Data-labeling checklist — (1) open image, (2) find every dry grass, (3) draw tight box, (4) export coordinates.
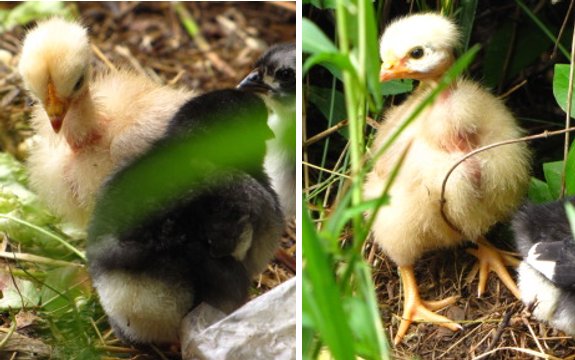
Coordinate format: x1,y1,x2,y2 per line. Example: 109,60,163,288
366,238,575,359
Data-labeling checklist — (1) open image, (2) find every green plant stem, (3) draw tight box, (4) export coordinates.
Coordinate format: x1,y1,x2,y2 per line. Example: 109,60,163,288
0,319,16,349
0,215,86,261
561,28,575,197
0,251,83,267
336,0,363,238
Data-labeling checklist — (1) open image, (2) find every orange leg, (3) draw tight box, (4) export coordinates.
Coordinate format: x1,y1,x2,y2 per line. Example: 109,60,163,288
466,237,520,299
394,265,462,345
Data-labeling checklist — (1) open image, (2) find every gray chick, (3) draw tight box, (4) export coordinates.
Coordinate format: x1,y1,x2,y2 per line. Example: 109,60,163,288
513,197,575,335
86,89,284,346
238,43,296,219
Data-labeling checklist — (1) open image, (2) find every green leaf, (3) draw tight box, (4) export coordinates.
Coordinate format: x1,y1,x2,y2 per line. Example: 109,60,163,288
322,187,353,243
302,211,356,360
359,0,383,110
303,18,338,54
343,197,389,221
515,0,570,59
319,63,343,82
566,142,575,196
307,0,337,9
565,202,575,242
40,267,91,313
553,64,575,118
0,1,72,32
543,160,563,199
483,21,551,88
350,262,390,359
0,153,83,259
302,311,316,358
0,272,40,309
303,52,354,77
381,79,413,96
308,86,347,124
528,177,553,204
456,0,478,52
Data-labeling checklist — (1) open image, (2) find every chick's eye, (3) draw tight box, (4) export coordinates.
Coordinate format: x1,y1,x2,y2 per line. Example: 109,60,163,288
275,68,294,82
73,75,85,92
409,47,424,59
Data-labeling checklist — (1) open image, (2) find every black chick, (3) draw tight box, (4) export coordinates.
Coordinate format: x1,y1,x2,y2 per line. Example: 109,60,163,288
238,43,296,219
86,89,285,345
513,197,575,335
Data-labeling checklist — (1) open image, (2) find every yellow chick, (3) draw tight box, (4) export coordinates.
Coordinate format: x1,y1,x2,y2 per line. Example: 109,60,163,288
19,18,195,226
364,13,531,344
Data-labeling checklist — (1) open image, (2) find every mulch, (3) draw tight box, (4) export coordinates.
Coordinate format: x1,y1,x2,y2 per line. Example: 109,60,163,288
368,239,575,359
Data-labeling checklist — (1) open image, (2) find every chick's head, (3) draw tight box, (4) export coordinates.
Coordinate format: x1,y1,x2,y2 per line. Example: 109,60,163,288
379,13,459,82
19,17,91,133
238,43,295,108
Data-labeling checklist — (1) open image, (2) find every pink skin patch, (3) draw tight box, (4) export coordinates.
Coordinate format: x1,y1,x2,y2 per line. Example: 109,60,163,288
68,131,102,152
435,88,482,187
441,130,482,188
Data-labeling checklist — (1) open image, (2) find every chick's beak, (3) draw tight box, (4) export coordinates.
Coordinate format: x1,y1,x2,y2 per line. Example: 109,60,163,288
46,81,69,133
379,56,411,82
237,71,273,94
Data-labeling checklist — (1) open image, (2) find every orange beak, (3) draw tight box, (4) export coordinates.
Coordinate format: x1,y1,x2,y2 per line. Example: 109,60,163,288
379,56,413,82
46,81,69,133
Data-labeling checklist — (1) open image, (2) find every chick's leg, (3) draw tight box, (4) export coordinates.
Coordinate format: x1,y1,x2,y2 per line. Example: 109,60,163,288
395,265,462,344
466,237,520,299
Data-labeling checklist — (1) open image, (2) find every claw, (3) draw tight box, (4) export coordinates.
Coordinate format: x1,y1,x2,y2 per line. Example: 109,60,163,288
466,238,521,299
394,265,462,344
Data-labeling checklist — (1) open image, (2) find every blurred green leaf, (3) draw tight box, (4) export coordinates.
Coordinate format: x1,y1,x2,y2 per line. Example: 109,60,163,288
543,160,563,199
553,64,575,118
322,187,352,244
456,0,478,52
528,177,553,204
343,197,388,221
483,21,551,88
40,267,91,313
305,0,337,9
0,153,83,259
566,142,575,196
318,63,343,81
359,0,383,110
303,18,338,54
528,142,575,202
304,52,354,77
0,272,40,309
302,311,316,359
308,86,347,132
0,1,72,32
381,79,413,96
565,202,575,241
350,262,390,359
302,210,356,360
515,0,570,59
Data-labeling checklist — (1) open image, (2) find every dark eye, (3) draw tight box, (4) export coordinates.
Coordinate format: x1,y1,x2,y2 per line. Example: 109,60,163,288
409,47,424,59
73,75,85,92
275,68,294,82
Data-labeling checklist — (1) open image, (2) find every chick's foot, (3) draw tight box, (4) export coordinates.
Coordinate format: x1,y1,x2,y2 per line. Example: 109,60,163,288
466,237,521,299
394,265,462,345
